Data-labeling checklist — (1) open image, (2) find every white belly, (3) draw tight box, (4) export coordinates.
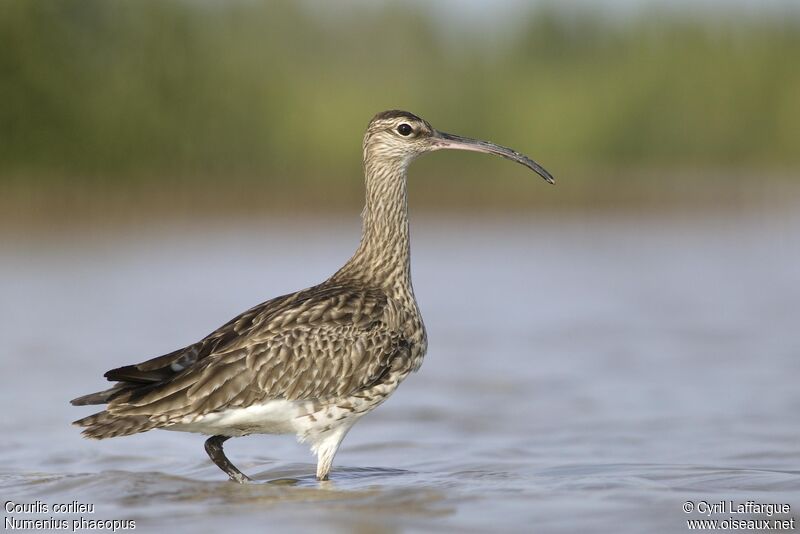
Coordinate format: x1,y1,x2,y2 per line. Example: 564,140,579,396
164,397,375,443
167,399,309,437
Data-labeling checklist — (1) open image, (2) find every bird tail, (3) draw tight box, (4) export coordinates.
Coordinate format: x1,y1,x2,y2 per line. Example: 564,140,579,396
72,411,159,440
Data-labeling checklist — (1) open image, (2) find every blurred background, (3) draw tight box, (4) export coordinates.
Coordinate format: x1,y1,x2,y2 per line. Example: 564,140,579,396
2,1,799,532
1,0,798,227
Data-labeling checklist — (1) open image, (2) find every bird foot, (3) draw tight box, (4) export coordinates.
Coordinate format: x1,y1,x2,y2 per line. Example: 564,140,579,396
229,472,253,484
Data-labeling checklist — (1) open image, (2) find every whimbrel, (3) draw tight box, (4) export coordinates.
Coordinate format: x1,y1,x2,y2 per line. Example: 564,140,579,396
71,110,554,482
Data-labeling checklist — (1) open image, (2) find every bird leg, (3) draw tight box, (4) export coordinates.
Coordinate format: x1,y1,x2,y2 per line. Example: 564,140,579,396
204,435,253,484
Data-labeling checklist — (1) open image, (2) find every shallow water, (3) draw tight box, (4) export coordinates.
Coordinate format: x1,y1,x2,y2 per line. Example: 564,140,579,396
1,213,799,533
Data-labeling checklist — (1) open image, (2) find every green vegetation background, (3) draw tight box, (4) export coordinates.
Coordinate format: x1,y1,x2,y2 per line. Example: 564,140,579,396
1,1,798,220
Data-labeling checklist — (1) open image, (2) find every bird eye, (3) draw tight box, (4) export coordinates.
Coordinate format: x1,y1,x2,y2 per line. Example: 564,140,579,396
397,123,413,136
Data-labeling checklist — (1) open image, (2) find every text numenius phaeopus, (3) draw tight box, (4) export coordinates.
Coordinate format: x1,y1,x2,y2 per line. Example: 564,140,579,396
71,110,554,482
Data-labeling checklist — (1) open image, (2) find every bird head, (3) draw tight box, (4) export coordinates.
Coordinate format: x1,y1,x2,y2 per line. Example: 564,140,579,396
363,110,554,184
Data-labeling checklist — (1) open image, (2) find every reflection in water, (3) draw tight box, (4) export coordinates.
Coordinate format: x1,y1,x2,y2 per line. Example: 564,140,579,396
1,214,799,532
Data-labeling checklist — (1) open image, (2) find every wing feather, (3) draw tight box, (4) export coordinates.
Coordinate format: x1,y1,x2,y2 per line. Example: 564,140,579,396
81,284,410,425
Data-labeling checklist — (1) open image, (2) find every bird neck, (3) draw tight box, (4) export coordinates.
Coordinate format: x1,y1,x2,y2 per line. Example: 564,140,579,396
336,154,412,288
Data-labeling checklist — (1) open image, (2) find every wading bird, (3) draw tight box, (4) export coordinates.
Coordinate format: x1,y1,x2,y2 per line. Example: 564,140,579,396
71,110,554,482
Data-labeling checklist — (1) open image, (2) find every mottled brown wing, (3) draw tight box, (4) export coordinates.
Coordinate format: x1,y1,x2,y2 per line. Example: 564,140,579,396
72,293,297,405
98,296,294,386
101,284,409,422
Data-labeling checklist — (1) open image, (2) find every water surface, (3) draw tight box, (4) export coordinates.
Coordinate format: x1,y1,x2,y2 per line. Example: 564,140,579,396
1,213,798,532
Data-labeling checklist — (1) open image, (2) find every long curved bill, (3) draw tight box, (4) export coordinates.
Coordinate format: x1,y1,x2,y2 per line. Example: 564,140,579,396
432,131,555,184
